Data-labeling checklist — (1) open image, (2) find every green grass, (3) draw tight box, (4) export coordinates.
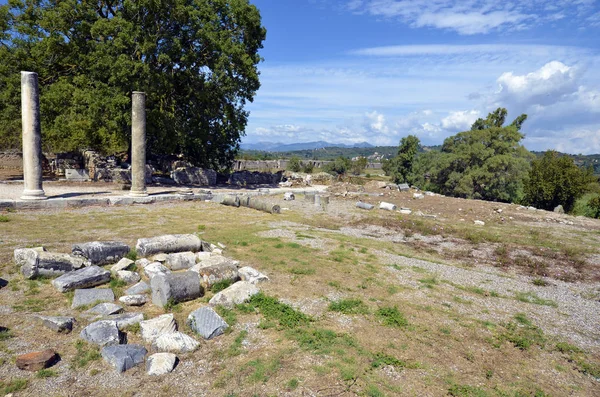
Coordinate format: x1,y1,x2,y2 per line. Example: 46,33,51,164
286,378,300,391
555,341,582,354
71,340,101,369
290,266,316,275
215,306,237,329
12,298,44,312
36,369,57,378
532,277,548,286
288,327,357,356
244,357,281,384
371,352,406,369
124,249,137,261
497,315,545,350
418,275,439,288
0,378,28,394
515,292,557,307
328,299,369,315
0,328,13,341
246,293,311,329
211,279,234,293
227,330,248,357
375,306,408,327
109,277,127,296
448,383,488,397
0,215,10,222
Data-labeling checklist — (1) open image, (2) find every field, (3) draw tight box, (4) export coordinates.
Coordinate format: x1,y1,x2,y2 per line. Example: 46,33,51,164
0,181,599,396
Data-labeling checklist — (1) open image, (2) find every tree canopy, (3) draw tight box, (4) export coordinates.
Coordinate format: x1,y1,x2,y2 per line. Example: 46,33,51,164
383,134,420,184
0,0,266,170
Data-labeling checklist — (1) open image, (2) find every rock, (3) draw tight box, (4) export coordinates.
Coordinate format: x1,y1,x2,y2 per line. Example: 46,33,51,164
196,255,238,267
195,252,212,261
108,313,145,330
111,258,134,273
424,191,435,196
144,262,171,279
191,260,239,289
135,258,151,268
238,267,269,284
72,241,130,265
101,344,147,372
153,332,200,353
88,302,123,316
413,193,425,199
209,281,259,309
16,349,59,371
474,220,485,226
398,183,410,191
16,249,86,279
119,294,148,306
140,314,178,343
399,208,412,215
151,272,202,308
527,206,536,211
379,202,397,211
117,270,141,284
125,281,150,295
356,202,374,210
170,167,217,186
165,252,196,271
554,205,565,214
151,253,168,263
283,192,295,201
187,306,228,340
37,315,74,333
52,266,111,292
136,234,203,257
80,320,124,346
71,288,115,309
147,352,177,376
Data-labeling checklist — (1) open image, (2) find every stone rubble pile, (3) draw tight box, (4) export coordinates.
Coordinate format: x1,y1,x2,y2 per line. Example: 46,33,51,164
11,233,269,375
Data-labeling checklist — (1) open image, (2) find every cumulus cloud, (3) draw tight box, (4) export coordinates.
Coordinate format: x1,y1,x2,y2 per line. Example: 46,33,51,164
441,110,480,131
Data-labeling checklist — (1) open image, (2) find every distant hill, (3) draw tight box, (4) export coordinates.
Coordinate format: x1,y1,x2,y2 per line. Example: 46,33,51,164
240,141,373,152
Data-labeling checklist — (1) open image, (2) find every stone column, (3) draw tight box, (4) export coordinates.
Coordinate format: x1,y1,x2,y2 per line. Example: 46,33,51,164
130,91,148,197
20,71,47,200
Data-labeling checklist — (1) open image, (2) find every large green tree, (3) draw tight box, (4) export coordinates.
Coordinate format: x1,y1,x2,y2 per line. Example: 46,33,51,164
383,134,420,184
430,108,533,202
0,0,265,170
523,151,595,212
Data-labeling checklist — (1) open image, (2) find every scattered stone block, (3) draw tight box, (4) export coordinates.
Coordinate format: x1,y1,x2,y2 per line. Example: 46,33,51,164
37,315,74,333
125,281,150,295
187,307,228,340
238,267,269,284
88,302,123,316
413,193,425,199
135,258,151,268
101,344,147,373
147,352,177,376
195,252,212,261
136,234,203,257
165,251,196,270
16,349,59,371
151,272,202,308
153,332,200,353
117,270,141,284
398,183,410,191
474,220,485,226
284,192,295,201
151,253,168,263
554,205,565,214
191,260,239,289
72,241,130,265
119,294,148,306
144,262,171,279
16,249,86,279
209,281,259,309
356,202,374,210
399,208,412,215
65,168,90,181
111,258,134,273
71,288,114,309
52,266,111,292
80,320,124,346
108,313,145,331
140,314,177,343
379,202,397,211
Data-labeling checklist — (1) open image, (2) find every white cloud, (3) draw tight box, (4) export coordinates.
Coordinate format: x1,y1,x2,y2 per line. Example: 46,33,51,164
441,110,480,130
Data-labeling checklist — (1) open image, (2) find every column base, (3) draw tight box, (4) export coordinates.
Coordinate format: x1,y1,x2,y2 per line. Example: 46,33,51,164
129,190,148,197
20,189,47,200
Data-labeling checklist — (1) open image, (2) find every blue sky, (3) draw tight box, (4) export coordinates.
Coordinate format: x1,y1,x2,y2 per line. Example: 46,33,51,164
245,0,600,154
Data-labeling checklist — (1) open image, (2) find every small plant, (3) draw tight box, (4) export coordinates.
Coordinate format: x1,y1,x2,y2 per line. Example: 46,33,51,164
227,330,248,357
72,340,101,368
532,277,548,286
515,292,557,307
286,377,300,391
290,267,316,275
215,306,237,328
164,298,183,313
497,315,545,350
247,293,310,329
328,299,368,315
36,369,57,378
371,352,406,369
109,277,127,295
0,328,13,341
122,323,141,334
0,215,9,222
211,279,234,293
448,383,488,397
197,224,206,232
1,378,28,394
555,342,582,354
124,249,137,261
375,306,408,327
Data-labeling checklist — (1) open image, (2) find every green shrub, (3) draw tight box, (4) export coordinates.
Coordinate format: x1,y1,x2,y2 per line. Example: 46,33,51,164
375,306,408,327
287,156,302,172
328,299,368,314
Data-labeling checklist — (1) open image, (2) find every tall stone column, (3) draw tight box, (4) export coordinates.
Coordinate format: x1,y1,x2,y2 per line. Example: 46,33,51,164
130,91,148,197
20,71,47,200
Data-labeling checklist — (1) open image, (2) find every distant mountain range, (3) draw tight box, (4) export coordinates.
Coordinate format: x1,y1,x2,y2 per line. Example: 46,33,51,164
240,141,374,152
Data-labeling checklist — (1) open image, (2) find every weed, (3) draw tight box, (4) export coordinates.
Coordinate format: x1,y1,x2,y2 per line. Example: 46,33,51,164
497,315,545,350
411,266,427,273
36,369,57,378
286,378,300,391
0,328,13,341
228,330,248,357
448,383,488,397
328,281,341,288
290,266,316,275
244,357,281,384
164,298,183,313
124,249,137,261
72,340,101,368
418,275,439,288
12,298,44,312
440,327,451,335
109,277,127,296
328,299,369,315
555,342,582,354
289,327,357,355
215,306,237,329
0,215,9,222
197,224,206,232
0,378,28,394
365,384,385,397
453,296,472,305
485,369,493,379
371,352,406,369
375,306,408,327
532,278,548,286
211,279,234,293
122,323,141,334
247,293,310,328
515,292,557,307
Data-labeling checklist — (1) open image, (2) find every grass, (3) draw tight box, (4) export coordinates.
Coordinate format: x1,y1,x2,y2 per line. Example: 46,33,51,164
12,298,45,312
496,314,546,350
36,369,57,378
0,215,9,222
124,249,137,261
211,279,234,293
244,357,281,384
0,378,28,394
371,352,406,369
245,293,310,329
448,383,488,397
515,292,558,307
71,340,101,369
375,306,408,327
328,299,369,315
109,277,127,296
227,330,248,357
0,328,13,341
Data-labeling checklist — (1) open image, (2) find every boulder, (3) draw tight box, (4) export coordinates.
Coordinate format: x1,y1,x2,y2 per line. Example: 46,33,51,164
398,183,410,191
195,252,212,261
16,349,59,371
144,262,171,279
413,193,425,199
209,281,259,309
101,344,147,373
37,315,74,333
165,252,196,271
554,205,565,214
151,272,202,308
191,260,239,289
187,306,228,340
16,249,86,279
87,302,123,316
136,234,203,257
151,253,169,263
170,167,217,186
72,241,130,265
119,294,148,306
80,320,124,346
125,281,150,295
283,192,295,201
135,258,151,268
474,220,485,226
238,267,269,284
52,266,111,292
356,202,374,210
107,313,145,331
379,202,397,211
117,270,141,284
147,352,177,376
399,208,412,215
153,332,200,353
140,314,177,343
71,288,115,309
111,258,134,273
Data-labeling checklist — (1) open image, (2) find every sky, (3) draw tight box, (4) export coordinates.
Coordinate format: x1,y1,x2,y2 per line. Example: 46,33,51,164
245,0,600,154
